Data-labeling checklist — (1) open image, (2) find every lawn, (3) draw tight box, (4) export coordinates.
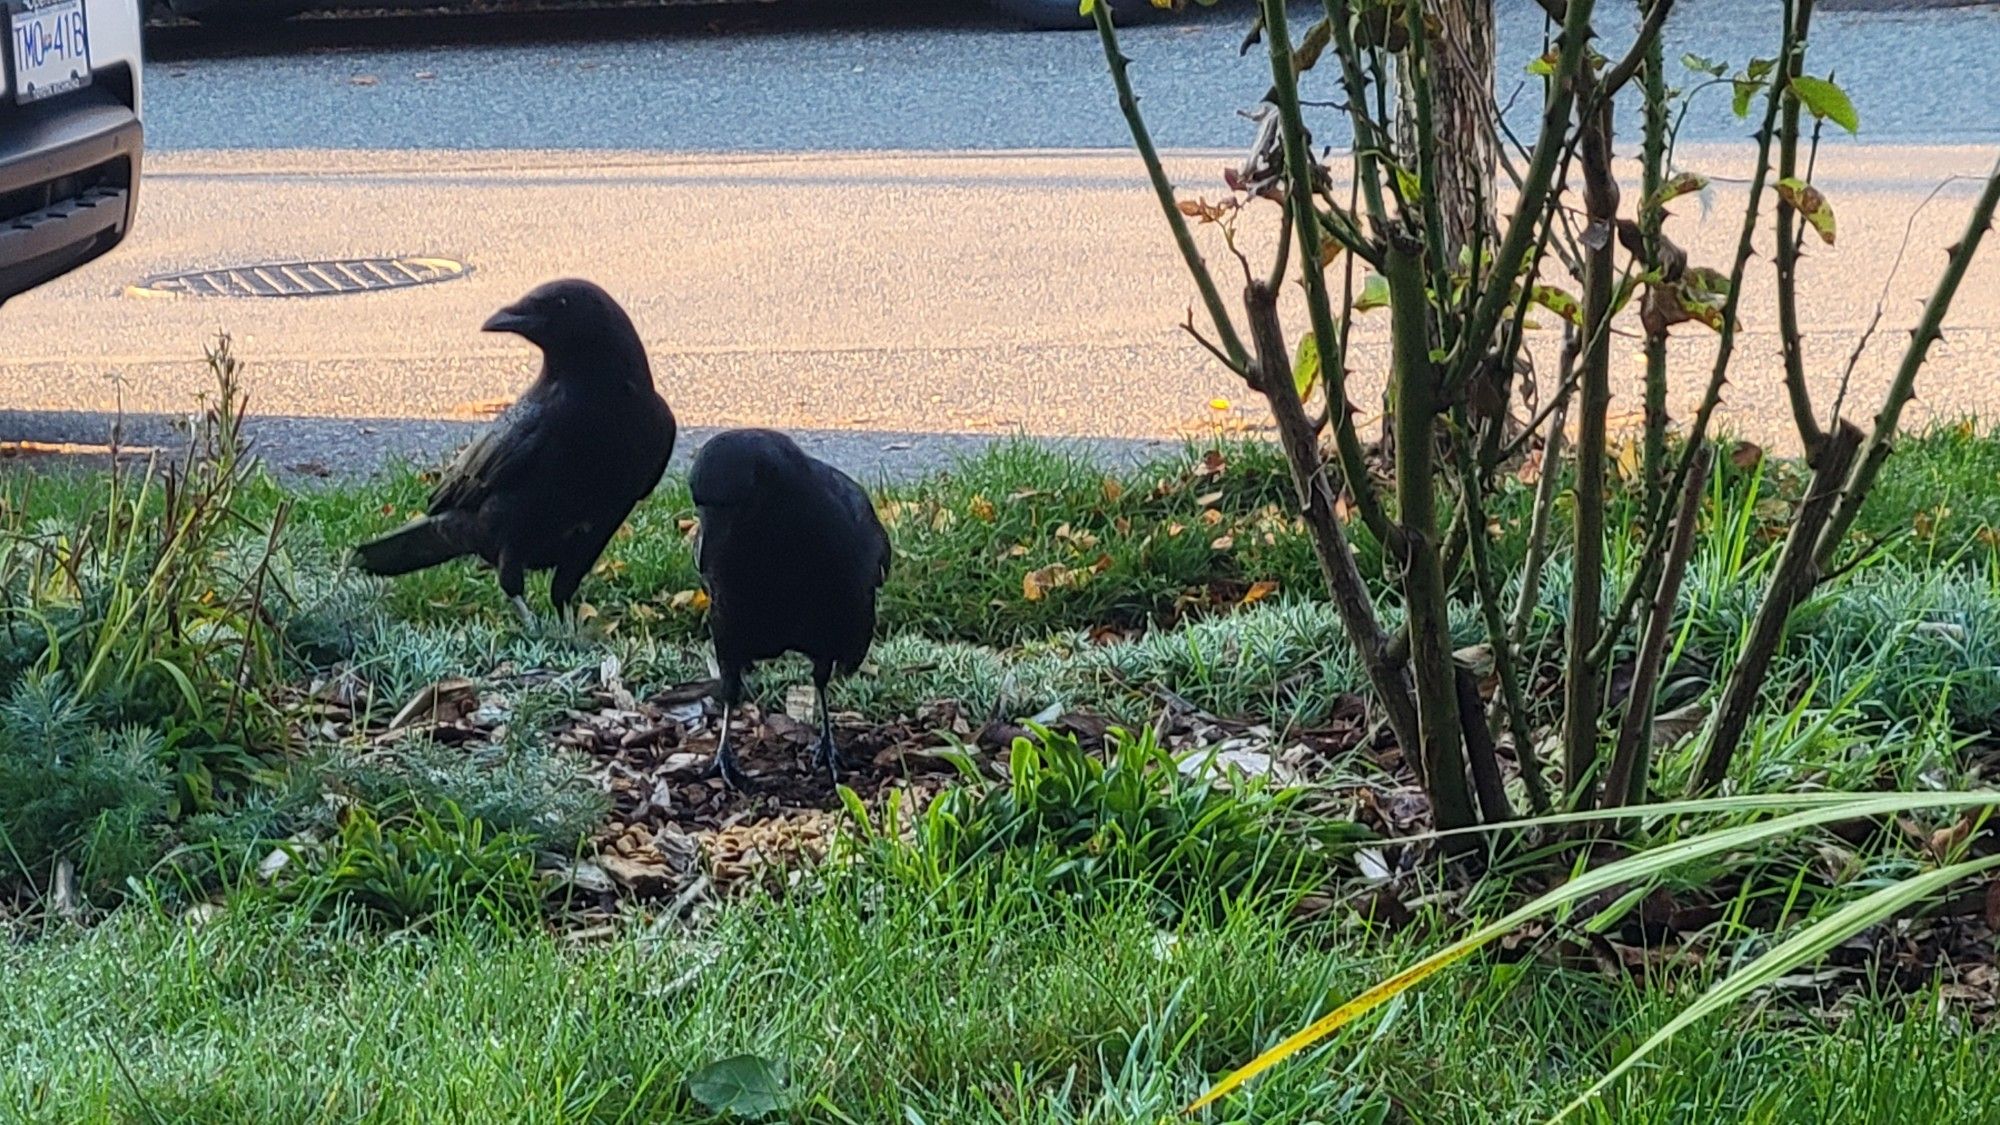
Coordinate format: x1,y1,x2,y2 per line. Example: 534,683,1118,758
4,392,2000,1122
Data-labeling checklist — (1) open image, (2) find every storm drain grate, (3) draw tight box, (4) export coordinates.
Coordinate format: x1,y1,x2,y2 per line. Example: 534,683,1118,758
130,257,470,299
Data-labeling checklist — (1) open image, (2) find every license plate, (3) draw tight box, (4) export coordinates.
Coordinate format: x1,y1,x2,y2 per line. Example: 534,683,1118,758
8,0,90,106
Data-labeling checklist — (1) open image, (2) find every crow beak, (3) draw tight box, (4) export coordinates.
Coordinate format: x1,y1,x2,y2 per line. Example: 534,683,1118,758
481,305,537,335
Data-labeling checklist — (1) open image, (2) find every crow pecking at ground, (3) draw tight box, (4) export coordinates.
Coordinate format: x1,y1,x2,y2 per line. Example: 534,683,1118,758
350,278,677,627
690,428,892,789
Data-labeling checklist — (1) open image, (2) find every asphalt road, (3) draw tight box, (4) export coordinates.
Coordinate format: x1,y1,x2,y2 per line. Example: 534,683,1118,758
136,0,2000,152
6,0,2000,481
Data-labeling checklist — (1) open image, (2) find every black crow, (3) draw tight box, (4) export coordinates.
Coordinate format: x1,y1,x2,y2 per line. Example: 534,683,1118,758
351,279,676,626
690,429,892,788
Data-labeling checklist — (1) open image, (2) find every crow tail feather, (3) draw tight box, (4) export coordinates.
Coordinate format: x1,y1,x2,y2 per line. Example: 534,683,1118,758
350,516,468,576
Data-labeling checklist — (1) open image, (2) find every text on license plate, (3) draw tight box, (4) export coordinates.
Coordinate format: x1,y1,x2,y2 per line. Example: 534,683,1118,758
9,0,91,106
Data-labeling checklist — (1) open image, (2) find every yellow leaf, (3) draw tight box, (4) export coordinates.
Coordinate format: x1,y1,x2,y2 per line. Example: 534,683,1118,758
1776,176,1837,245
1187,938,1477,1112
1176,196,1229,222
1023,564,1072,602
1211,535,1235,551
1914,505,1950,540
1208,397,1232,412
668,589,711,612
1202,508,1224,526
969,495,996,522
1101,477,1124,503
576,602,599,621
1239,580,1279,606
1167,522,1187,538
1613,439,1642,482
1056,523,1099,549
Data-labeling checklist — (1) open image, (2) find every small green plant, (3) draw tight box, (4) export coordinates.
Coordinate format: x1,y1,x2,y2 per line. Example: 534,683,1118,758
842,724,1358,909
277,800,543,928
0,674,171,900
0,337,293,773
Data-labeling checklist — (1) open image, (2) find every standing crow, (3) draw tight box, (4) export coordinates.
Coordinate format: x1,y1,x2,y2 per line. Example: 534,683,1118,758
351,279,676,626
691,429,892,789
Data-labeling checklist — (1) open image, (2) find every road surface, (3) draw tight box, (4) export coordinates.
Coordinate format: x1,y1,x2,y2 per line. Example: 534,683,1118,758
5,0,2000,480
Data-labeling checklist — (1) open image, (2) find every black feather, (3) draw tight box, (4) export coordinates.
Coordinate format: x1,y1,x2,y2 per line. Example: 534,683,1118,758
351,278,677,612
690,432,893,789
693,429,890,679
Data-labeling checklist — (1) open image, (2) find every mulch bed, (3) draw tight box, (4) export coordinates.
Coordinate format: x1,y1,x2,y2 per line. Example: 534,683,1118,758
286,655,2000,1021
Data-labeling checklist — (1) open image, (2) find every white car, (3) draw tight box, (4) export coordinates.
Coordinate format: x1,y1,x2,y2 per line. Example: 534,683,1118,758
0,0,143,307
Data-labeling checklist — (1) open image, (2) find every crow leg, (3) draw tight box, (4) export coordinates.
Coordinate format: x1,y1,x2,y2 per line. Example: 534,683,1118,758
498,549,538,631
809,659,846,785
510,597,537,629
702,665,753,791
551,527,616,631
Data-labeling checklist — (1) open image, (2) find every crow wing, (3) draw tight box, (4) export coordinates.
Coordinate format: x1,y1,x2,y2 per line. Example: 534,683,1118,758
427,397,551,517
822,462,891,589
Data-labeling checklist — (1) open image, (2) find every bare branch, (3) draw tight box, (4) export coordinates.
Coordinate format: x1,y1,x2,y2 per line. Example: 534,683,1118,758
1816,154,2000,568
1603,443,1710,810
1183,312,1252,383
1269,0,1405,557
1090,4,1250,370
1600,0,1679,97
1697,422,1861,792
1451,0,1599,391
1773,0,1825,456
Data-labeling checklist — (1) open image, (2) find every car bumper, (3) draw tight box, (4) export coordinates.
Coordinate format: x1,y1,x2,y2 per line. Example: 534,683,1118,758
0,87,143,306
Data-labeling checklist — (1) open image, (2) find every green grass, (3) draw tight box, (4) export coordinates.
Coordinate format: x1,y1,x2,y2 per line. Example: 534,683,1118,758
4,874,1996,1123
9,423,2000,1122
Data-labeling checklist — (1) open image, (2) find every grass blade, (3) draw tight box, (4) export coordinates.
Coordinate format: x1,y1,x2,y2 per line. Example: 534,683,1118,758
1186,790,2000,1113
1548,851,2000,1122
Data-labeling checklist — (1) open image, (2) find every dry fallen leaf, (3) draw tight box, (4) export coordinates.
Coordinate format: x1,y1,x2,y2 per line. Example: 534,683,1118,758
389,677,478,731
1239,580,1279,606
1652,701,1711,747
968,495,996,522
784,684,818,723
1022,566,1055,602
1101,477,1124,503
